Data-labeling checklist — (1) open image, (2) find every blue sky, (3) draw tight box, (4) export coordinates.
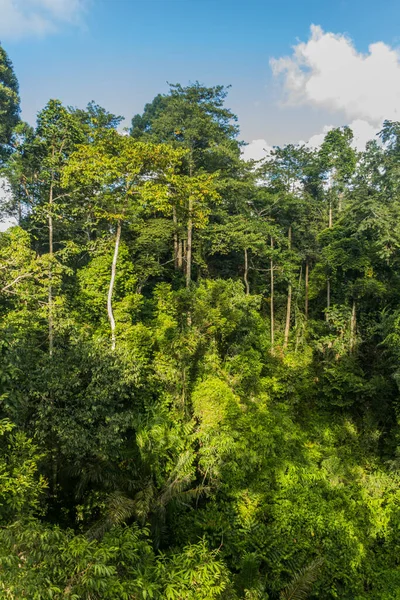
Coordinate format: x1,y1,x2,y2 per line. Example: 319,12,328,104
2,0,400,155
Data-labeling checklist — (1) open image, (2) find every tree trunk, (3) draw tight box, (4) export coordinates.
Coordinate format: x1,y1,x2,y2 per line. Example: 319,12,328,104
327,198,333,320
350,299,356,351
173,205,179,269
186,198,193,288
178,239,183,270
295,265,303,353
283,226,292,349
244,247,250,295
270,236,274,351
305,259,309,320
326,278,331,321
107,219,121,351
48,179,54,357
186,156,194,287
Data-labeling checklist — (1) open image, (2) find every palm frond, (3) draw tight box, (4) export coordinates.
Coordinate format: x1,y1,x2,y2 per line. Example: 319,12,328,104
280,557,324,600
86,490,137,540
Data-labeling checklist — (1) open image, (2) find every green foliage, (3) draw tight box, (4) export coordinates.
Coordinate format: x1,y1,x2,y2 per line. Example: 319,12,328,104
0,420,46,522
280,558,324,600
0,522,230,599
3,51,400,600
0,43,20,159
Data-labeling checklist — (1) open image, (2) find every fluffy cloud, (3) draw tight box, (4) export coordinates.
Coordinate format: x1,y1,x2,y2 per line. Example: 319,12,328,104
0,217,17,232
270,25,400,126
241,138,273,161
305,119,379,151
0,0,87,38
0,178,16,232
243,119,379,163
263,26,392,155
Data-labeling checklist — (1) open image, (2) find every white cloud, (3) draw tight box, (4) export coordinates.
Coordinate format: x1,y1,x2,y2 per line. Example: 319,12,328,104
345,119,380,150
303,119,379,151
304,125,335,149
244,119,379,164
270,25,400,126
242,138,273,161
0,178,17,231
0,0,87,38
0,217,17,232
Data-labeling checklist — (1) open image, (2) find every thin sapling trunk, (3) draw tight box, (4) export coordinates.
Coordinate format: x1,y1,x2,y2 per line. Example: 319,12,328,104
107,219,122,351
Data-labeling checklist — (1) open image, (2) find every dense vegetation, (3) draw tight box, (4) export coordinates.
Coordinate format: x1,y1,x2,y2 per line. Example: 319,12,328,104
1,43,400,599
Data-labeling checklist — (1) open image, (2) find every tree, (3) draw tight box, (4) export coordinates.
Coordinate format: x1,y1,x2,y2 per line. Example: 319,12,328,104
131,82,241,284
319,127,357,316
5,101,85,355
0,43,20,161
63,130,184,348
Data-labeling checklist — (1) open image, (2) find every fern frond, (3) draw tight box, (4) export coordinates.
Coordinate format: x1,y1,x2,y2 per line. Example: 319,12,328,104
86,491,136,540
280,557,324,600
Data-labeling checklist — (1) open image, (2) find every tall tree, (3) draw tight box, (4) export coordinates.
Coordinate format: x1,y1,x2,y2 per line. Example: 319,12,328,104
0,43,20,161
63,131,185,349
131,82,241,284
5,100,85,354
319,127,357,317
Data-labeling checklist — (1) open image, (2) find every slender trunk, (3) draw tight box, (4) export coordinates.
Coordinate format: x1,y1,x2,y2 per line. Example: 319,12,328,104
326,278,331,321
107,219,121,351
305,260,309,320
48,179,54,357
295,265,303,353
284,283,292,349
283,226,292,349
186,157,194,287
350,299,357,351
270,236,274,351
186,198,193,288
173,205,179,269
244,247,250,295
327,198,333,320
181,368,190,418
178,239,183,270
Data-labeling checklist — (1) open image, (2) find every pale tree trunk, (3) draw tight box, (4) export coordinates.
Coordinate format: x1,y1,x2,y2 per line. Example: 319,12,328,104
186,155,194,287
178,239,183,270
173,205,179,269
107,219,121,351
48,177,54,357
270,236,274,351
295,265,303,352
244,247,250,295
283,226,292,349
326,279,331,321
350,299,357,351
327,198,333,321
186,197,193,288
305,259,309,320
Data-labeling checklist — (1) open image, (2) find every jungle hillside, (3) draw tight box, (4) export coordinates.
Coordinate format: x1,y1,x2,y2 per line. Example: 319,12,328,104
2,42,400,599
